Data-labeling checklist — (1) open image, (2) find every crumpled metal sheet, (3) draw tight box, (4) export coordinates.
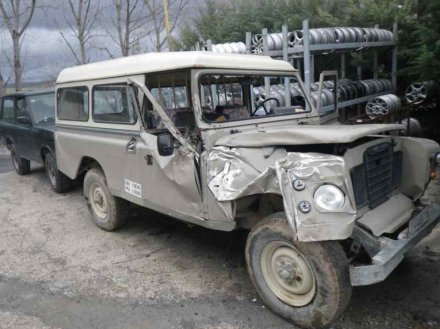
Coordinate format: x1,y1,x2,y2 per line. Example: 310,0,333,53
276,153,356,241
207,147,357,241
160,150,202,204
207,146,281,201
140,131,204,218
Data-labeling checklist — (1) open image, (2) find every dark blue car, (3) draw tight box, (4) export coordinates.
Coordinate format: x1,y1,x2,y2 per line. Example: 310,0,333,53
0,89,70,192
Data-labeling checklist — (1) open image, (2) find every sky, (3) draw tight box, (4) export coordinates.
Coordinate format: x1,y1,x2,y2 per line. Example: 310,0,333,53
0,0,199,84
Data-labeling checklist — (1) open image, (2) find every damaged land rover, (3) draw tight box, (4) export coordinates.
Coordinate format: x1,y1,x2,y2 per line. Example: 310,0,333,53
55,52,440,328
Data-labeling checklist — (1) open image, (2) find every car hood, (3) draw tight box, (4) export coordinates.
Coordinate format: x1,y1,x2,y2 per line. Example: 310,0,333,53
214,123,405,147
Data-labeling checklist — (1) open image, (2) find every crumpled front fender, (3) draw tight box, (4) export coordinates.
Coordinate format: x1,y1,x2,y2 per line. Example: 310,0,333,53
276,153,357,241
207,147,357,241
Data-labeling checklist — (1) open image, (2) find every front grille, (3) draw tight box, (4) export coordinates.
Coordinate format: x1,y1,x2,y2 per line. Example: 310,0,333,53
351,142,402,209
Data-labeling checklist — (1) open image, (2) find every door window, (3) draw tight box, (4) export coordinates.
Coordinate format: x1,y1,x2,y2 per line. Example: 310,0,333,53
57,86,89,121
145,71,194,130
92,84,137,124
28,93,55,124
1,98,14,122
16,97,30,121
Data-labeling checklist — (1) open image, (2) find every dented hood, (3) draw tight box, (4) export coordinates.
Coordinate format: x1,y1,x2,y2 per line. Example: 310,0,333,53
215,124,404,147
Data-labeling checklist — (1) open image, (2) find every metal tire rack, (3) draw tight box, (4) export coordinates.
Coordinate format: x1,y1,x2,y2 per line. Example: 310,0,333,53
202,19,398,122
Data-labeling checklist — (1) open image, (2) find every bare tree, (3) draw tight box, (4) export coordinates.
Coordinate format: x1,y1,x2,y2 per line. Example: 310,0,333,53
144,0,187,52
109,0,148,57
0,73,3,97
0,0,37,91
59,0,100,65
0,39,10,96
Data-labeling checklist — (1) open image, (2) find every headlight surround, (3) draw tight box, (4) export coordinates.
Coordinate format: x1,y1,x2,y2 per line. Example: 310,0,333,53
314,184,345,211
434,152,440,167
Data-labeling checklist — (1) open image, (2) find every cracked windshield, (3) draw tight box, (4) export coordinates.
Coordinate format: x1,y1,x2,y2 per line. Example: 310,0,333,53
199,74,308,122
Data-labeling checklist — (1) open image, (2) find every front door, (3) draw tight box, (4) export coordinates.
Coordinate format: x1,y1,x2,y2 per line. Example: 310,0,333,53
129,72,205,221
15,97,40,161
136,131,204,220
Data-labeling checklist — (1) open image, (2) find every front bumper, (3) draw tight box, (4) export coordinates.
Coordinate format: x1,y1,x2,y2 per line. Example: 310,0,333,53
350,205,440,286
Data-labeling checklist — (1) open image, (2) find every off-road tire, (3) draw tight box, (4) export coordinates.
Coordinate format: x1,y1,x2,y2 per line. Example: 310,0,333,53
83,167,128,231
44,152,71,193
245,212,352,329
10,145,30,175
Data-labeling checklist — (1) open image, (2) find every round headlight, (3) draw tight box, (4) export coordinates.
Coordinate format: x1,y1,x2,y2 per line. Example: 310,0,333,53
314,185,345,211
435,152,440,166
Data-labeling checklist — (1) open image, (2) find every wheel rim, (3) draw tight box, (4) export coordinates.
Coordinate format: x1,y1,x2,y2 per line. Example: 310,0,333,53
89,183,109,219
261,241,316,307
46,158,57,186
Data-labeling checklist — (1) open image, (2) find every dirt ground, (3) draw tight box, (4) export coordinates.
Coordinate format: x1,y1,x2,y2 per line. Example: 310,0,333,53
0,164,439,329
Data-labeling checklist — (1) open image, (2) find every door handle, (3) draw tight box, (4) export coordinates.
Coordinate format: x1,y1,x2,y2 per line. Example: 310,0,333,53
126,137,137,154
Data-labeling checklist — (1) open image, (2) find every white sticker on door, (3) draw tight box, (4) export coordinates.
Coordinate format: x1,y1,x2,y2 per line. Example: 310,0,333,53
124,179,142,198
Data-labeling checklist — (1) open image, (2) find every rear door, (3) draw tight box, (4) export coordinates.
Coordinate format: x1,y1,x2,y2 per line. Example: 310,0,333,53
56,81,146,196
0,96,17,146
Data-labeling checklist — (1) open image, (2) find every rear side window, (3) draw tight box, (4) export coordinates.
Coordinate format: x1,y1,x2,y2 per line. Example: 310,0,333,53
1,98,14,122
57,87,89,121
92,85,137,124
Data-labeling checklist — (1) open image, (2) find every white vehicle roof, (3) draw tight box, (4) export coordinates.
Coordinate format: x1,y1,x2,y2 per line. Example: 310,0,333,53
56,51,296,84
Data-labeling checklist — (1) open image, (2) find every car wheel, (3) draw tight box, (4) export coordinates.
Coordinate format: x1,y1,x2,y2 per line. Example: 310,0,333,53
245,213,352,329
44,152,71,193
10,145,30,175
83,167,128,231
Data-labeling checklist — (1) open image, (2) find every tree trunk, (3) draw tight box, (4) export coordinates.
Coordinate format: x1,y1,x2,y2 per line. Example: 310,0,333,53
0,0,36,91
0,74,5,97
12,32,22,91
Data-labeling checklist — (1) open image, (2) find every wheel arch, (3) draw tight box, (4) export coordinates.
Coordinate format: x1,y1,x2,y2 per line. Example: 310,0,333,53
4,135,14,149
40,145,55,162
76,156,105,178
236,193,286,230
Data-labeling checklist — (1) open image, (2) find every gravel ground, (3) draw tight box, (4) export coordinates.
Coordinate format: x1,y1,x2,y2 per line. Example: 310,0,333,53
0,168,439,329
0,156,13,174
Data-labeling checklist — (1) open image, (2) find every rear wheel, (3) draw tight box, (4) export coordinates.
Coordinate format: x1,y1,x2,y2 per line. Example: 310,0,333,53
83,167,128,231
44,152,71,193
10,145,30,175
245,213,352,329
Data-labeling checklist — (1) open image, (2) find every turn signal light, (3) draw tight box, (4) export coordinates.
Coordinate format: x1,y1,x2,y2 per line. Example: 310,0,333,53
430,170,437,180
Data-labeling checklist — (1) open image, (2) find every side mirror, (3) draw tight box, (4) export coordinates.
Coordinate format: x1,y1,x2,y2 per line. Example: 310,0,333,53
16,116,32,125
157,133,174,156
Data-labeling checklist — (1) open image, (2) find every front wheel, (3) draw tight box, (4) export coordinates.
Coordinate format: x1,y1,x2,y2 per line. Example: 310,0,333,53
245,213,352,329
83,167,128,231
44,152,71,193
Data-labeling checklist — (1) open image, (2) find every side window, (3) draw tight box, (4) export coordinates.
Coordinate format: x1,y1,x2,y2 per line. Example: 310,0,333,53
28,93,55,125
16,97,29,119
145,71,193,130
151,86,189,110
92,84,137,124
1,98,15,122
57,87,89,121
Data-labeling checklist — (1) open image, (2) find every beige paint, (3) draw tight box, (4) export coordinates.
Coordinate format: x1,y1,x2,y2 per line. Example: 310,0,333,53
401,137,440,199
357,194,414,236
57,52,296,84
214,124,404,147
54,56,440,245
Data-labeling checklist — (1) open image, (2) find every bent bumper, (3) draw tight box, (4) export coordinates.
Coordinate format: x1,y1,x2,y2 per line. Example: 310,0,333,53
350,205,440,286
